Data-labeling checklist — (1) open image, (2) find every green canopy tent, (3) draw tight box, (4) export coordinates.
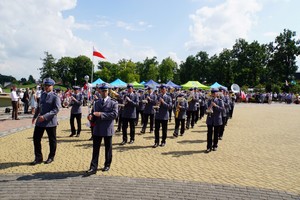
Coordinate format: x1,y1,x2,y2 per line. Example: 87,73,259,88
181,81,210,90
131,81,144,89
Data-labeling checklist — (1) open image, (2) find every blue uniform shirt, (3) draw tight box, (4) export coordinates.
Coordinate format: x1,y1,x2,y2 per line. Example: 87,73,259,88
34,91,61,127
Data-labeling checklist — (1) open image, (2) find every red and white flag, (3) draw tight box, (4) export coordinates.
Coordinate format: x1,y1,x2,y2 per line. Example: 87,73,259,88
93,47,105,59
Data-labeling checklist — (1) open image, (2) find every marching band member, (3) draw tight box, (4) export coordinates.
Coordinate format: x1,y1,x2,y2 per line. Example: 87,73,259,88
173,93,188,137
120,84,138,145
69,86,83,137
186,88,198,129
193,87,200,124
153,84,172,148
86,83,118,175
205,88,225,153
136,89,145,126
218,87,230,140
199,89,206,120
116,90,125,133
229,91,236,118
141,86,157,134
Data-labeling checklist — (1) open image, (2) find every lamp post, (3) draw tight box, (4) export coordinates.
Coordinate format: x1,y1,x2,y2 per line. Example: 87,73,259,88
74,73,77,86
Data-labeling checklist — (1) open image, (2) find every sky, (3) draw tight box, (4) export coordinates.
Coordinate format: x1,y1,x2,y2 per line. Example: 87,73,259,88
0,0,299,81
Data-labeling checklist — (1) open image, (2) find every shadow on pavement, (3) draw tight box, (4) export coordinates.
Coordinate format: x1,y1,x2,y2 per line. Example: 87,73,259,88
190,130,206,133
177,139,206,144
114,145,152,152
161,150,207,157
16,171,84,181
0,162,31,170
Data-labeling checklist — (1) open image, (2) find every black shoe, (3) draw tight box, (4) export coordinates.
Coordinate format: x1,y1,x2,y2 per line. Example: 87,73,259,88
205,149,211,153
75,134,80,137
140,130,145,134
120,141,126,145
186,126,189,130
191,126,194,129
44,158,54,164
69,133,75,137
149,130,153,133
212,147,217,151
129,140,134,144
160,143,166,147
219,137,222,140
152,143,158,148
173,133,178,137
102,166,110,172
180,133,184,136
115,129,120,133
30,159,43,165
86,169,97,175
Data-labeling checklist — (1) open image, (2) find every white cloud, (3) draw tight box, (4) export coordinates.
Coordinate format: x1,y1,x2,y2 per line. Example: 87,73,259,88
168,52,182,65
263,31,278,38
0,0,92,80
185,0,262,55
116,20,153,31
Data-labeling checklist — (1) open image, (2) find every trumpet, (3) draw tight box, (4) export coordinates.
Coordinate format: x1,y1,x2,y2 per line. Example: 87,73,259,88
206,98,215,116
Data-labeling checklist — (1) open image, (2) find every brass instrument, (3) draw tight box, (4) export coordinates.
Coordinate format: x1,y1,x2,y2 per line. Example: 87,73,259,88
206,97,215,116
153,96,162,110
175,97,184,118
62,97,70,108
109,89,119,100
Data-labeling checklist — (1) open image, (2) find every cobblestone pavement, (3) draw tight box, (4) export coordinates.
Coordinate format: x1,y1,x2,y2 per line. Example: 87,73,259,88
1,104,300,199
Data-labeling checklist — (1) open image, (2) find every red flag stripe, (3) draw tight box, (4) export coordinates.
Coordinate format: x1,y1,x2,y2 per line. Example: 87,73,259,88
93,48,105,59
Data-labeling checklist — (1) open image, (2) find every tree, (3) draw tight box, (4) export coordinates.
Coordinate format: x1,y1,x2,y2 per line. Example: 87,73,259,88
231,39,268,87
39,52,57,81
137,57,159,81
28,75,36,84
267,29,300,85
158,57,177,83
118,60,139,83
55,57,74,86
19,78,27,84
72,55,93,86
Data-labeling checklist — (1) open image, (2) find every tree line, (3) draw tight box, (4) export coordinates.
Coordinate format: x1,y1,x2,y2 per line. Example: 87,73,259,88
3,29,299,93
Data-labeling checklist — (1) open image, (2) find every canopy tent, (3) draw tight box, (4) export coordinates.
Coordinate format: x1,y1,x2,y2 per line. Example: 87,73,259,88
109,78,127,88
144,79,160,89
210,82,228,90
181,81,210,90
165,80,182,88
91,78,106,87
140,81,146,85
131,81,144,89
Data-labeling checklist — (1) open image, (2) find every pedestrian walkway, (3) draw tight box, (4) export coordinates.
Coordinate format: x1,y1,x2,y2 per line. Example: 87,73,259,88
0,104,300,199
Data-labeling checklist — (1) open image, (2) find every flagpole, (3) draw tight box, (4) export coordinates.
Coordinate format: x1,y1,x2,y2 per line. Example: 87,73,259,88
92,46,94,83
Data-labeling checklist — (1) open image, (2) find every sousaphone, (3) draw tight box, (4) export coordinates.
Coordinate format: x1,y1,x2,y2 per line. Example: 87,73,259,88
231,84,240,93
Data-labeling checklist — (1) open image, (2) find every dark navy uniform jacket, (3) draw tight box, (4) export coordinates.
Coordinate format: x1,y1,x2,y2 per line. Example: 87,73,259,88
92,97,118,137
143,93,157,115
206,98,224,126
70,93,83,114
122,92,138,119
34,91,61,127
155,94,172,120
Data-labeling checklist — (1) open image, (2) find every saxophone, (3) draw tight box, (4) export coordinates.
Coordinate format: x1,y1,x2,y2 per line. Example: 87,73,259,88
175,97,184,118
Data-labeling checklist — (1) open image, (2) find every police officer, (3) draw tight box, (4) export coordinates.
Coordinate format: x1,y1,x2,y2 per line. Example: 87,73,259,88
153,84,172,148
186,88,198,129
173,93,188,137
141,86,157,134
121,84,138,145
205,88,224,153
30,78,61,165
86,83,118,175
219,87,230,140
69,86,83,137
